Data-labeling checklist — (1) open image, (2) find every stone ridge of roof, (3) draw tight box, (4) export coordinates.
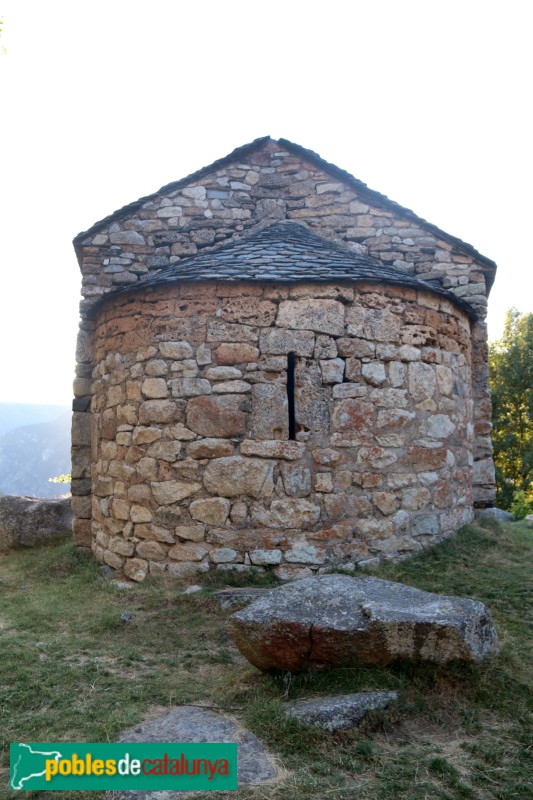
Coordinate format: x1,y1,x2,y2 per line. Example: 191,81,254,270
73,135,496,291
94,221,476,321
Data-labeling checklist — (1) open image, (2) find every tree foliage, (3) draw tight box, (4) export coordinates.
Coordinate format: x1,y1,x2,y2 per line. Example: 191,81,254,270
489,308,533,513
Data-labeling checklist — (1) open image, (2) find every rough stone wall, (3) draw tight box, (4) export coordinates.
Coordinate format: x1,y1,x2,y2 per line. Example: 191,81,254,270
71,139,495,553
86,281,474,581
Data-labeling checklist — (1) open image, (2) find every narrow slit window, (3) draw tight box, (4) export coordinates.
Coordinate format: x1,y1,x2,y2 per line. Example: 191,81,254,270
287,351,296,441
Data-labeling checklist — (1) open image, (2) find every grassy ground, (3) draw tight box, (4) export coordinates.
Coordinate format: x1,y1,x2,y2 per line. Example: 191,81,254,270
0,518,531,799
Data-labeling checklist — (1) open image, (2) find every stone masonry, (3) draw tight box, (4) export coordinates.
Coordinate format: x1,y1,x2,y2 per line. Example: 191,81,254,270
71,137,497,579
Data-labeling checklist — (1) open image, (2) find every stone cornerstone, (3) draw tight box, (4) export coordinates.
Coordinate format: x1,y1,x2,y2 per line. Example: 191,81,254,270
71,137,497,581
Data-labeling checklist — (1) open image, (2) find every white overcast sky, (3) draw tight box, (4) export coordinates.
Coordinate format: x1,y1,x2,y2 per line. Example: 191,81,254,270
1,1,531,404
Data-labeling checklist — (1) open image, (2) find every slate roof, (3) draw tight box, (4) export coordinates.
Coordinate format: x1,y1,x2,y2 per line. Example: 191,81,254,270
103,222,476,319
73,136,496,291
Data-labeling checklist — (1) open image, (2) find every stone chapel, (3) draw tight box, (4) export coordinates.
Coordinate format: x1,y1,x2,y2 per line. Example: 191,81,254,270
71,137,496,582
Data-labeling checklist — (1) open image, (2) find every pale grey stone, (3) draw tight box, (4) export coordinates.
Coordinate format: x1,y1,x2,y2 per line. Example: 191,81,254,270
408,362,436,401
170,378,211,397
196,343,212,365
250,549,283,565
277,299,344,336
314,335,338,359
0,497,72,550
115,706,279,794
159,341,193,359
285,692,398,732
212,380,252,394
475,507,514,522
109,230,145,245
228,575,499,672
362,361,387,386
259,328,314,357
211,547,242,563
204,456,275,499
284,544,324,564
427,414,456,439
251,383,288,440
205,366,242,380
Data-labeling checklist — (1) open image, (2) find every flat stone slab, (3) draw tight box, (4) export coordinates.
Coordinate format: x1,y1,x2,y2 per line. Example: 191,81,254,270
0,495,72,551
228,575,499,672
476,507,515,522
214,587,272,610
110,706,281,798
285,691,398,732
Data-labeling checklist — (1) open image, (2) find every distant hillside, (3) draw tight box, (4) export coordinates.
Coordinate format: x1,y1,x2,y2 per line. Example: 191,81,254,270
0,411,71,498
0,403,70,438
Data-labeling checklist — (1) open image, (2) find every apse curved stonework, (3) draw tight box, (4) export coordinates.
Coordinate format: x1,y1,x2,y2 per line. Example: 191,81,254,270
71,138,496,581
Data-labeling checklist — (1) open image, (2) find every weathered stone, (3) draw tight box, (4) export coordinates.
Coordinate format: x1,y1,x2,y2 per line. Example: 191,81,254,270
277,299,344,336
285,692,398,732
362,361,387,386
314,335,338,359
0,496,72,551
228,575,499,672
132,426,162,445
136,540,167,561
169,359,198,377
249,549,282,565
187,438,234,459
475,507,514,522
373,492,400,515
151,480,202,505
281,464,312,497
124,558,148,582
168,542,209,561
187,395,248,438
130,504,152,523
320,358,345,384
141,378,169,399
146,440,182,461
207,320,258,343
212,380,252,394
408,362,436,401
315,473,333,493
190,497,231,526
251,498,320,529
170,378,211,397
115,706,280,789
211,547,243,563
139,400,178,424
174,525,206,542
214,343,259,365
204,366,242,380
295,360,329,435
240,440,305,460
251,384,288,440
159,341,193,359
259,328,314,357
204,457,275,499
332,399,373,433
427,414,456,439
